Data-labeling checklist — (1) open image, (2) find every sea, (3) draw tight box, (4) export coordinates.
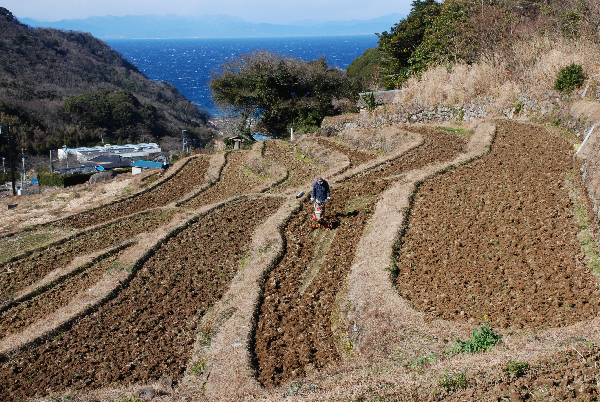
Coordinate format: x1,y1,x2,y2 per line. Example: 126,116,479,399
106,35,379,117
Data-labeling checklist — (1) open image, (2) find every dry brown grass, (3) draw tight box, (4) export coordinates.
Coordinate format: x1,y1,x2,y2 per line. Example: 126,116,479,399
394,37,600,112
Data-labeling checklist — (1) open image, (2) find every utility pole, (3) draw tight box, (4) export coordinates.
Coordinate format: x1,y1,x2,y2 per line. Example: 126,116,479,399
21,147,25,192
2,125,17,196
49,150,52,173
182,130,187,152
2,156,5,174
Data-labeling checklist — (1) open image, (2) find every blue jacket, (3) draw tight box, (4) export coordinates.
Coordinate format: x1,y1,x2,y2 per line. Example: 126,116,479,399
311,180,330,202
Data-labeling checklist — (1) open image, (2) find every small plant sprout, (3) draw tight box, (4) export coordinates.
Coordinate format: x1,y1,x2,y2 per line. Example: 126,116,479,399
410,354,438,366
504,361,530,377
438,372,468,391
190,360,207,375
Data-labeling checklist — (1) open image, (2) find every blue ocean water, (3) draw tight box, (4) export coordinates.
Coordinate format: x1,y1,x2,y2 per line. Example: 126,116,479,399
106,35,378,117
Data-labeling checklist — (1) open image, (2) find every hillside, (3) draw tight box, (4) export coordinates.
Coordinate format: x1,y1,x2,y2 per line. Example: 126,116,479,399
1,1,600,400
0,8,211,157
0,112,598,400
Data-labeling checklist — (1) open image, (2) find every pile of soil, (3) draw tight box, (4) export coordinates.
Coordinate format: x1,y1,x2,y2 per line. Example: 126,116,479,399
53,156,209,229
394,121,600,329
0,196,283,401
254,127,468,387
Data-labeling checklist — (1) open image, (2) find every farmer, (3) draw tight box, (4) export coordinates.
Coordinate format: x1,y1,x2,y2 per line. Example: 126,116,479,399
311,176,331,205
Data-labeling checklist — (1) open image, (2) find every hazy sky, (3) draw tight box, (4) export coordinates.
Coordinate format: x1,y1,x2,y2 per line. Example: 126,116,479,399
4,0,414,23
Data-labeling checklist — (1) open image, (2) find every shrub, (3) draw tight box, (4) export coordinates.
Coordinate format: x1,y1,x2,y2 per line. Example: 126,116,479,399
554,63,585,92
38,171,95,187
63,172,95,187
363,92,378,111
38,172,64,187
451,319,502,354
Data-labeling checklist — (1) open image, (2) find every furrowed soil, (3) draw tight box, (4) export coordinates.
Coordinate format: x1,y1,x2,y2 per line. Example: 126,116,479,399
49,156,209,230
0,209,172,304
0,246,130,339
182,151,270,208
394,120,600,329
315,137,376,168
254,127,468,387
263,140,324,192
0,196,283,401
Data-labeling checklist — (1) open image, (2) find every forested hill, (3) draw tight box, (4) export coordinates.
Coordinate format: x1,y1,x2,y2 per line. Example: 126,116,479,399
0,7,210,156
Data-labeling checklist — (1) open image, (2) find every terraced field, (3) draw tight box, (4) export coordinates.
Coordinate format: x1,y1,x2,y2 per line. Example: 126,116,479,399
254,127,468,387
394,121,600,329
49,156,209,230
0,196,283,401
182,150,274,208
0,209,173,305
0,120,599,402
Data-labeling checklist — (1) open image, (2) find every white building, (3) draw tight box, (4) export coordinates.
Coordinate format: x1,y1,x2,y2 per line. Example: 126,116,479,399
58,143,162,163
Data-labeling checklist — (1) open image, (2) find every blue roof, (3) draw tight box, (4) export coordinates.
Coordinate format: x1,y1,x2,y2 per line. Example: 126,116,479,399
131,160,163,169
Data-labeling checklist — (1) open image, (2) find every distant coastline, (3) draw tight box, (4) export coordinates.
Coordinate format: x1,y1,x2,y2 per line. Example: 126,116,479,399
20,13,403,39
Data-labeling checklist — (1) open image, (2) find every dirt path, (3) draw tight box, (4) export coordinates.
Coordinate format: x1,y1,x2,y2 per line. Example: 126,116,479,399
394,120,600,329
0,196,283,401
254,127,469,387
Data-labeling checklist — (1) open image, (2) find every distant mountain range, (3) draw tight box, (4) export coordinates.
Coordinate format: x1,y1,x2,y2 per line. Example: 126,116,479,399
20,13,404,39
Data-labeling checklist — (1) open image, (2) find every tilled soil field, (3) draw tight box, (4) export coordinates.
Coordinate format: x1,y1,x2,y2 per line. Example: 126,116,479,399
254,127,468,387
0,247,130,339
50,156,209,230
263,140,324,192
315,137,376,168
0,209,172,304
348,126,468,183
394,120,600,329
0,196,283,401
182,151,269,208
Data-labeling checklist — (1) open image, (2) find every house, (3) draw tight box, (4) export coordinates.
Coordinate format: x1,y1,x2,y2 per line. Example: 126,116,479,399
131,160,164,175
83,155,132,171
